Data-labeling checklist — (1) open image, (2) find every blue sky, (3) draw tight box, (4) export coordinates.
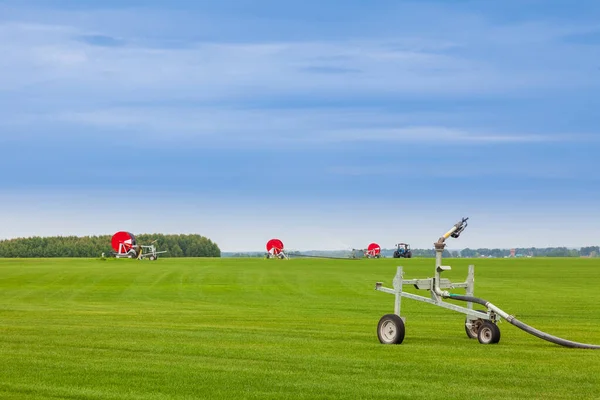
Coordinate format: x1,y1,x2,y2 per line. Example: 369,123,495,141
0,0,599,252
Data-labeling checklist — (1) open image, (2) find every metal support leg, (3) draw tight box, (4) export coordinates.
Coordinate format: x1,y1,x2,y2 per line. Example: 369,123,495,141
466,264,474,311
393,266,403,316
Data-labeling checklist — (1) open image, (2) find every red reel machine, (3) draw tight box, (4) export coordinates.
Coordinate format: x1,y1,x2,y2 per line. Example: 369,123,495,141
111,231,139,258
365,242,382,258
266,238,288,259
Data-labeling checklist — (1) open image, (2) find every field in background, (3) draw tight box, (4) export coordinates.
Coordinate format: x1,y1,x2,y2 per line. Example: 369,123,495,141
1,257,599,399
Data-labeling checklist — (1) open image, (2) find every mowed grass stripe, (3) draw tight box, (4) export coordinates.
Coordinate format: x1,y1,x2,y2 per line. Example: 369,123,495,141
0,257,599,399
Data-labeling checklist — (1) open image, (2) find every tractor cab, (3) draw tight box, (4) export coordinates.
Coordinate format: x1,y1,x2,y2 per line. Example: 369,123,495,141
393,243,412,258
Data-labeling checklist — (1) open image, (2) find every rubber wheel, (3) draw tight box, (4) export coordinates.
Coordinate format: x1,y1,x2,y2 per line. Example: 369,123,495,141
490,323,501,344
377,314,405,344
477,321,501,344
149,255,156,261
465,310,487,339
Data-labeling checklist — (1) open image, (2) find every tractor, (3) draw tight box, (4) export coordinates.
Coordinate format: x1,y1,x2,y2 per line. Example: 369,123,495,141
393,243,412,258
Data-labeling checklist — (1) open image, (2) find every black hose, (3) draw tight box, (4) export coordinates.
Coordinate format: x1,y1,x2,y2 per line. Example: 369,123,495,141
449,294,600,349
289,254,359,260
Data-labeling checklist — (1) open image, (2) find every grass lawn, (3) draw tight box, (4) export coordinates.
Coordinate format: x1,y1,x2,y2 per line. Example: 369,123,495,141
1,256,599,399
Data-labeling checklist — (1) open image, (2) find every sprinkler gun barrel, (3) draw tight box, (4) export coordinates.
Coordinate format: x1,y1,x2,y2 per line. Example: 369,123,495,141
438,217,469,245
433,217,469,297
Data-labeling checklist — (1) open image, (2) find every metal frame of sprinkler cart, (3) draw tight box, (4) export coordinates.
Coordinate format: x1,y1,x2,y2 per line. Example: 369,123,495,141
374,217,504,345
375,263,501,344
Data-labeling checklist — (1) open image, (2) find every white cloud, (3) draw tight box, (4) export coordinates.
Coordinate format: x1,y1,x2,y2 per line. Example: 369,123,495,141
0,5,598,147
20,106,575,147
317,126,557,144
0,32,483,99
1,15,597,103
327,161,592,180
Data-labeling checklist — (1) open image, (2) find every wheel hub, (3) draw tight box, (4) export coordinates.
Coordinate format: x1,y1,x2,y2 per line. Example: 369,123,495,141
481,327,492,341
381,321,396,341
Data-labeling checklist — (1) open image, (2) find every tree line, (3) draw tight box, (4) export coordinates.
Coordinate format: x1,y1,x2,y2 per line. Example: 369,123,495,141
455,246,599,258
0,234,221,258
384,246,599,258
223,246,600,259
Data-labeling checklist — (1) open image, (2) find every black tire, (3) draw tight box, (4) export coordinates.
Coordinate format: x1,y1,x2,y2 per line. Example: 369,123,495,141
490,323,501,344
406,252,412,258
477,321,501,344
149,255,156,261
465,310,487,339
393,251,400,258
377,314,405,344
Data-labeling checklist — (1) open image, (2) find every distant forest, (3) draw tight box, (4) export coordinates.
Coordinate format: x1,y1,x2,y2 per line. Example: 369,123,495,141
400,247,599,258
445,247,599,258
0,235,597,258
224,246,600,258
0,234,221,258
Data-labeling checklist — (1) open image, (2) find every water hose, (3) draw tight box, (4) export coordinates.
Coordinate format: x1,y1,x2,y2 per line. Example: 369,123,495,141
448,294,600,349
290,253,359,260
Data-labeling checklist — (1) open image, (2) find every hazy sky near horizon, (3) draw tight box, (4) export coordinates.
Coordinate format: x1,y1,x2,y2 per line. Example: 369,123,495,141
1,0,599,251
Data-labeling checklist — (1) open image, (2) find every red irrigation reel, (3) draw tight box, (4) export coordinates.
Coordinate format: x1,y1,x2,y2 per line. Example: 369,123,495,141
365,242,382,258
266,238,288,259
108,231,167,261
111,231,138,257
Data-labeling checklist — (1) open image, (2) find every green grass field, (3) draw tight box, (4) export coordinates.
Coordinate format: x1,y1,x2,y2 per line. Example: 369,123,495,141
1,257,599,399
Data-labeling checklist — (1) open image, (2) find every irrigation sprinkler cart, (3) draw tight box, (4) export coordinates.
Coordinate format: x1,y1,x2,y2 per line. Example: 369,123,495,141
137,240,167,261
375,264,500,345
374,217,600,349
375,217,503,345
351,249,365,259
